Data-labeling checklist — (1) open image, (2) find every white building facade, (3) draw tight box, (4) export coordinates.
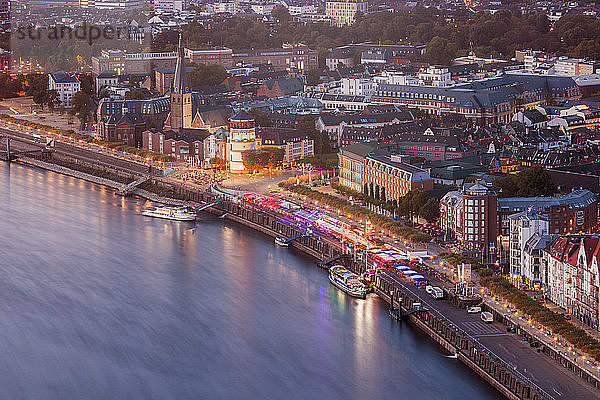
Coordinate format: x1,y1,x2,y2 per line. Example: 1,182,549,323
48,72,81,109
325,0,368,27
508,211,549,287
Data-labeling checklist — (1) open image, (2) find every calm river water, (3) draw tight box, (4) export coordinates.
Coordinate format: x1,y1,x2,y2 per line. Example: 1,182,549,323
0,162,500,399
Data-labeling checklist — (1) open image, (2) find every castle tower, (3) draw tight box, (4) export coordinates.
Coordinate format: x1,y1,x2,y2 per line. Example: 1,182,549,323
228,111,256,173
169,33,192,132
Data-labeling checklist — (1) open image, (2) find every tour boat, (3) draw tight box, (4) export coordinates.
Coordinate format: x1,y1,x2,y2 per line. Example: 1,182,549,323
142,206,196,221
328,265,367,299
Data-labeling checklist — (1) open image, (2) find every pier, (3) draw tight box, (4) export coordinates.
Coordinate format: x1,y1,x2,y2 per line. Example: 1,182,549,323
116,176,150,196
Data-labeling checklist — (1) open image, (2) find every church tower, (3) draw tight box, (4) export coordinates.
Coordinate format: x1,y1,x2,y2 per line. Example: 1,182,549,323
168,33,192,132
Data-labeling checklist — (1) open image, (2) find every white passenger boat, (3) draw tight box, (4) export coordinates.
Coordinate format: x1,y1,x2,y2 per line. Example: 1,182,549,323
328,265,367,299
142,206,196,221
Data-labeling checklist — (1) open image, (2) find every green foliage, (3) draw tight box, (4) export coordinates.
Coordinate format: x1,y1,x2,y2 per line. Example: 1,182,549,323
188,63,229,87
125,88,152,100
248,108,272,127
45,90,60,111
439,252,483,270
480,272,600,361
174,10,600,66
306,69,320,86
13,25,146,72
397,190,440,223
0,73,25,98
242,148,285,171
296,115,332,155
69,91,92,124
426,36,457,65
296,153,338,168
493,166,557,197
271,5,291,23
78,73,95,95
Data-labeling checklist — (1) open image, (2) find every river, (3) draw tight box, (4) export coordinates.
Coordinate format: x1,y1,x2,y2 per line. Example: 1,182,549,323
0,162,500,399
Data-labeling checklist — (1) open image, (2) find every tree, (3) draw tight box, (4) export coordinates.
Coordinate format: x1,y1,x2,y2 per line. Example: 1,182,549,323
32,89,47,110
306,69,320,86
125,88,152,100
398,190,430,223
188,63,229,87
419,198,440,223
296,115,332,155
271,5,291,23
69,91,92,126
242,148,284,172
249,108,272,127
493,166,557,198
381,187,386,202
45,90,60,111
78,73,95,95
426,36,457,65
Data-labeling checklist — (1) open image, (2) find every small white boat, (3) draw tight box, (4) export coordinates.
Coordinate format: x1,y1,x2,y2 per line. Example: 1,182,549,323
142,206,196,221
329,265,367,299
275,237,289,247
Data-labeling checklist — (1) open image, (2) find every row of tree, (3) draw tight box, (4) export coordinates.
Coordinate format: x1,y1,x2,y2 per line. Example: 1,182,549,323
479,268,600,361
332,182,440,224
241,148,285,172
158,9,600,67
279,178,432,243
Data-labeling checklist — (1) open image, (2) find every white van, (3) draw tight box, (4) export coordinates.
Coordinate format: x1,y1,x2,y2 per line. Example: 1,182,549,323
481,311,494,323
467,306,482,314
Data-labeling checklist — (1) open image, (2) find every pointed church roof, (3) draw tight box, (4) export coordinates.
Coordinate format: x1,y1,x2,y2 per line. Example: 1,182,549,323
173,33,189,94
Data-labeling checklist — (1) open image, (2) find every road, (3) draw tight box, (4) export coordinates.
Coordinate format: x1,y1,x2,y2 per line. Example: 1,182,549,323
380,270,600,399
0,127,150,175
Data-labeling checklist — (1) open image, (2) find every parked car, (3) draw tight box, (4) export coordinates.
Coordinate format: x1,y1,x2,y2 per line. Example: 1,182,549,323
467,306,482,314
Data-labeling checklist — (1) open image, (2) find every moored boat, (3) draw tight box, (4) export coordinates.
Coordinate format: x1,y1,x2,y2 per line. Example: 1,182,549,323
142,206,196,221
328,265,367,299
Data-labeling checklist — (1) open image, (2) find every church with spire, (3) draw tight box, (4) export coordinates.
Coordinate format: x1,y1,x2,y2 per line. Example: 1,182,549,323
162,33,229,133
165,33,193,132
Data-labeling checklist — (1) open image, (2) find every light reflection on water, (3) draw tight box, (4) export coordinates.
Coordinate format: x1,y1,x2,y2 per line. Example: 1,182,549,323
0,162,499,400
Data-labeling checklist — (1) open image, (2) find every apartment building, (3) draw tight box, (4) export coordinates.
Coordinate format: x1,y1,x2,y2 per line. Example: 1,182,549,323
48,72,81,108
325,0,368,27
542,235,600,330
508,211,549,286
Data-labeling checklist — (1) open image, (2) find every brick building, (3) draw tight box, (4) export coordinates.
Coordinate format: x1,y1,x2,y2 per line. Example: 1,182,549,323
497,189,598,238
440,186,597,254
338,142,432,201
143,129,209,162
97,113,146,148
257,78,304,99
186,44,318,72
